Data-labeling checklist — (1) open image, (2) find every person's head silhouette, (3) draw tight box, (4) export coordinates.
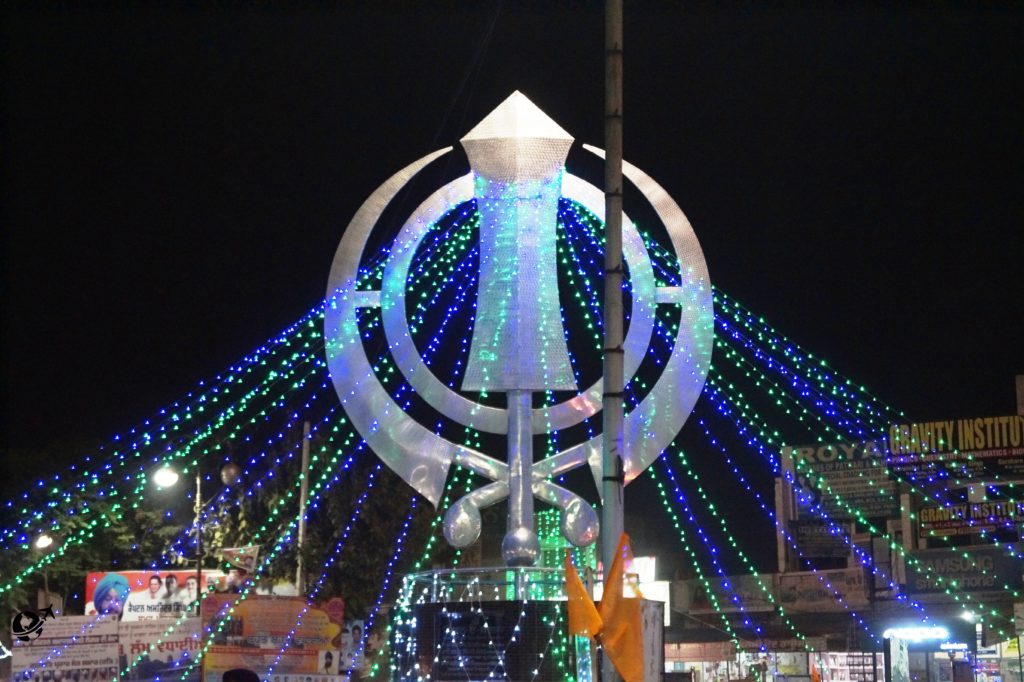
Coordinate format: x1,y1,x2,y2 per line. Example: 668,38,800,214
222,669,260,682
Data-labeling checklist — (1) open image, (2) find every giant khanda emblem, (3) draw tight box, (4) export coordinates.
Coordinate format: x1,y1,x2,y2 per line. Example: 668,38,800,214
325,92,713,565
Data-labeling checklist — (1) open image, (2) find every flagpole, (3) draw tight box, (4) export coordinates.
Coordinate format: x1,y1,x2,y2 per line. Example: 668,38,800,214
602,0,625,678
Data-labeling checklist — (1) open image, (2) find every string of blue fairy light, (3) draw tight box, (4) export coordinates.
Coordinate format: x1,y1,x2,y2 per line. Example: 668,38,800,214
708,350,1024,617
0,300,335,550
686,414,880,643
19,413,360,682
264,463,382,679
14,158,1024,682
707,372,1022,639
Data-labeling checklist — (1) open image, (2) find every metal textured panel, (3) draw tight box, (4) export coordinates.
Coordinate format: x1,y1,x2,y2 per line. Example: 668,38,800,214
461,93,577,392
324,147,484,506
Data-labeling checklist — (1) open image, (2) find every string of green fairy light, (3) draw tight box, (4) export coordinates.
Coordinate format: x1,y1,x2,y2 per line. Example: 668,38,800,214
119,413,363,680
381,200,583,678
1,295,350,553
689,407,882,644
569,206,824,639
369,468,466,679
0,348,332,596
567,201,798,636
4,327,315,553
2,248,401,594
573,204,1020,640
710,371,1020,639
20,254,397,673
175,424,375,681
712,332,1024,567
21,408,351,682
715,336,954,496
368,206,485,677
653,468,742,645
16,169,1020,682
715,288,1024,535
638,223,901,428
0,310,316,546
653,458,811,650
5,314,325,572
713,289,903,427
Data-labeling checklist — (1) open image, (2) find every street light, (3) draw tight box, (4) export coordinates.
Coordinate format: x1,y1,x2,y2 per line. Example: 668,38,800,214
32,532,56,608
151,461,242,609
152,465,180,489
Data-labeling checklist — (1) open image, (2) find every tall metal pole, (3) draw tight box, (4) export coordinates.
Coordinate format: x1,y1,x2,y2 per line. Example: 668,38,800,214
195,469,203,603
296,420,311,595
1016,635,1022,682
602,0,624,680
193,468,206,682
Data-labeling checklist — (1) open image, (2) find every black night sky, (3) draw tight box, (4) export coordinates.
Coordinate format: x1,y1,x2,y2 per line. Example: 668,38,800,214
2,2,1022,537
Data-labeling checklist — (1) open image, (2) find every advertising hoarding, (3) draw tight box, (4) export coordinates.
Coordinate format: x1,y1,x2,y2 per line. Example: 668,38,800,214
793,519,851,558
202,646,345,682
672,575,776,614
887,415,1024,482
777,568,869,611
119,618,202,682
85,570,226,621
12,615,119,682
201,595,342,649
783,441,899,521
918,501,1024,537
904,547,1023,594
201,595,361,674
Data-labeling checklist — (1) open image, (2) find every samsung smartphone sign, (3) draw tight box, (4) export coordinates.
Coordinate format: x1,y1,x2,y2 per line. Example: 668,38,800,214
905,547,1022,594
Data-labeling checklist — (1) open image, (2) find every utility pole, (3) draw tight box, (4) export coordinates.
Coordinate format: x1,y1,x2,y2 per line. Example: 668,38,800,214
601,0,624,680
195,468,203,605
296,420,311,595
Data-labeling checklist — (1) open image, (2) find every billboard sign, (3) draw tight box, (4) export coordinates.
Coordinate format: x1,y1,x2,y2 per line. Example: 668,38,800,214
203,646,344,682
201,594,344,650
86,569,226,621
918,501,1024,537
905,547,1023,594
119,618,202,682
672,574,775,614
783,441,899,521
777,568,869,611
793,519,850,558
887,415,1024,482
11,615,119,682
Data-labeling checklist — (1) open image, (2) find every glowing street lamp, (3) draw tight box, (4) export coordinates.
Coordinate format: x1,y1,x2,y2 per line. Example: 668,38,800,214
150,461,241,608
33,533,54,551
32,532,56,607
151,465,180,489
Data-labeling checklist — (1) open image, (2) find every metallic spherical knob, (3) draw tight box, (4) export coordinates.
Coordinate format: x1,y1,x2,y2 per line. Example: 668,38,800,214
444,499,482,548
220,462,242,487
562,497,600,548
501,526,540,566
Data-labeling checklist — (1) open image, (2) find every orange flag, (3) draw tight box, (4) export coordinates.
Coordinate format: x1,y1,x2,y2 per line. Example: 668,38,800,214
599,533,645,682
564,550,603,637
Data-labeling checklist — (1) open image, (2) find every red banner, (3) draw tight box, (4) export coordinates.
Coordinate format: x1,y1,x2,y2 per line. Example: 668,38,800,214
86,569,225,621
